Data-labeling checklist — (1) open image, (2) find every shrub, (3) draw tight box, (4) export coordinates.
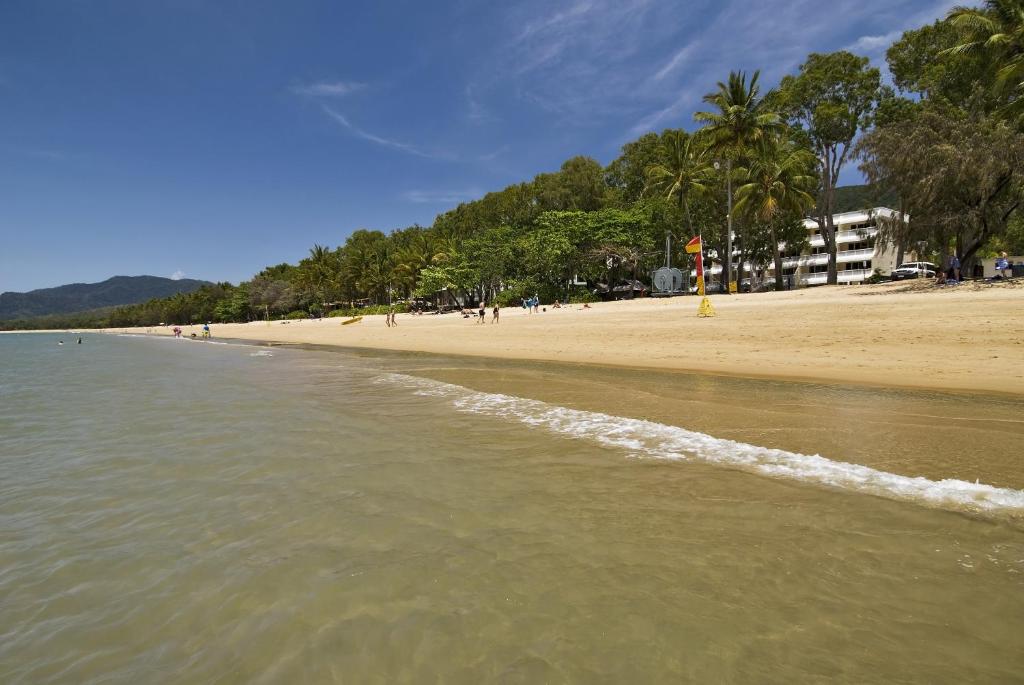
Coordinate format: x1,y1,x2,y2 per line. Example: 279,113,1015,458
865,269,887,285
568,289,599,304
285,310,309,319
328,304,409,317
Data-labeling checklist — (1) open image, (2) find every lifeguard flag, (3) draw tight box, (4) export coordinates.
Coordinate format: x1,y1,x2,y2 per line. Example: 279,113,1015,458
686,235,705,295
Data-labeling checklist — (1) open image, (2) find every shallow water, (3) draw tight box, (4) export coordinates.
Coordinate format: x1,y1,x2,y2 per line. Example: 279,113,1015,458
1,333,1022,683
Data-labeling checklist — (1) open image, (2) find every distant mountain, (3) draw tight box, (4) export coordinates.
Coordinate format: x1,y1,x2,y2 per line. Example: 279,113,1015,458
0,275,211,320
829,184,900,214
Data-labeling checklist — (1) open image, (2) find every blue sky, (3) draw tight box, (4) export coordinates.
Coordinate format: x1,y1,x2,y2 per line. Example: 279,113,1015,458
0,0,957,292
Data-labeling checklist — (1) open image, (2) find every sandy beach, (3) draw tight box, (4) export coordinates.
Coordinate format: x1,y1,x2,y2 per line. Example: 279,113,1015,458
111,280,1024,396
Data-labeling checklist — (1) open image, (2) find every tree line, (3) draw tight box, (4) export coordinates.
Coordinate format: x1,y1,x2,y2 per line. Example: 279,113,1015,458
7,0,1023,331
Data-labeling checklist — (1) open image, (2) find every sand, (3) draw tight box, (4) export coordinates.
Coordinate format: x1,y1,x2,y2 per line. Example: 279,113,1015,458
113,280,1024,396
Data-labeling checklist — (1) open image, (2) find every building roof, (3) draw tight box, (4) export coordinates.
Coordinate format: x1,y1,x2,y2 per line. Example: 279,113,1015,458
802,207,906,229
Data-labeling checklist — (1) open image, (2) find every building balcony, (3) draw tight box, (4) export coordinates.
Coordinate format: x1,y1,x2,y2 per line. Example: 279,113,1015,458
807,228,877,248
779,248,876,269
799,268,874,285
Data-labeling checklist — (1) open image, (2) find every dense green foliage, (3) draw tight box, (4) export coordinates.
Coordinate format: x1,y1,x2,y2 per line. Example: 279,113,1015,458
7,6,1021,332
857,1,1024,265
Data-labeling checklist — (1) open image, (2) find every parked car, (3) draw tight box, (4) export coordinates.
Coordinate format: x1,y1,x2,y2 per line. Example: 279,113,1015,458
890,261,938,281
593,279,649,301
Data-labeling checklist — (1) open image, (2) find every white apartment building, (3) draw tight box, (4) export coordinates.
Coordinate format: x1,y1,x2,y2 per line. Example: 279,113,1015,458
784,207,905,286
702,207,905,288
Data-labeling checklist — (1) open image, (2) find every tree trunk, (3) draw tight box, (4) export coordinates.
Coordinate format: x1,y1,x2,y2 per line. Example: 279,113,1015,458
819,150,838,285
735,233,745,292
772,226,784,290
683,196,695,237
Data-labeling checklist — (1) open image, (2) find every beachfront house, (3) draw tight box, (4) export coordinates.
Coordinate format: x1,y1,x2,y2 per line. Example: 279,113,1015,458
701,207,906,289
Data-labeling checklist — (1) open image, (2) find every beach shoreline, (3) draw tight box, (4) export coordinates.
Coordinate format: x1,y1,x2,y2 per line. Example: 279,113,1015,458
74,280,1024,396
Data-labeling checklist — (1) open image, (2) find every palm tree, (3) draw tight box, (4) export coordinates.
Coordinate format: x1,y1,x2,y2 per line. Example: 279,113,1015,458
393,232,436,297
944,0,1024,123
694,71,783,289
296,244,340,314
733,136,818,289
644,130,713,240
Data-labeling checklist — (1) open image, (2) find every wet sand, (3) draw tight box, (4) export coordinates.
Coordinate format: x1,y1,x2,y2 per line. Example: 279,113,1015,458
115,281,1024,396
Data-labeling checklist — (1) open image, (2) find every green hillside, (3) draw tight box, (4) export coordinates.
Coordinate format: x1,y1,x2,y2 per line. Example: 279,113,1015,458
0,275,210,320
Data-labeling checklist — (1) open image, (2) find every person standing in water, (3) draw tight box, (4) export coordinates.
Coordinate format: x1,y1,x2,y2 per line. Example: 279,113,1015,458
77,337,82,344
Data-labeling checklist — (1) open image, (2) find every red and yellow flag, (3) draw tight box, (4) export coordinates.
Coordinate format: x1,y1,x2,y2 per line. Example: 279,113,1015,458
686,236,705,296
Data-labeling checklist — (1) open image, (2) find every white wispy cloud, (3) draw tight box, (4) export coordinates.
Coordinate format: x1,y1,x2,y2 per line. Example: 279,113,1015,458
27,149,66,160
501,0,661,96
478,145,509,162
465,84,493,122
627,88,697,138
516,1,594,42
292,81,365,97
846,31,903,53
321,106,446,159
403,189,483,203
652,45,694,82
622,0,962,140
170,270,185,281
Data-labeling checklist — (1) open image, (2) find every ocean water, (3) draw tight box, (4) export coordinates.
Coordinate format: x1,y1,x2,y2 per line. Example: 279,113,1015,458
1,333,1023,683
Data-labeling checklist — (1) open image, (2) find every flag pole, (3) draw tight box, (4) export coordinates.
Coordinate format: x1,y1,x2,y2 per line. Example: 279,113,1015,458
696,232,714,317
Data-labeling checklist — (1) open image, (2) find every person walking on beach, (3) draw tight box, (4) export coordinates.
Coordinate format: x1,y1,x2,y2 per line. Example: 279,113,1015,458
947,252,961,284
478,302,486,324
996,252,1011,279
492,305,499,324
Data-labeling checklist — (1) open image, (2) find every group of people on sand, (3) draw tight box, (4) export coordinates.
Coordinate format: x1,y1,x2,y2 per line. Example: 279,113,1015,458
475,303,499,324
936,251,1015,286
521,295,540,313
170,323,211,338
385,311,398,327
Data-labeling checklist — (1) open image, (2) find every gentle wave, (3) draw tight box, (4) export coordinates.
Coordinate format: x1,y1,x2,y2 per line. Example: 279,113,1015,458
377,373,1024,514
115,334,243,348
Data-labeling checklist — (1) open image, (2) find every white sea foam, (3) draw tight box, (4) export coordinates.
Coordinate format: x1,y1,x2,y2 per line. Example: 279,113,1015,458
377,373,1024,514
116,334,248,348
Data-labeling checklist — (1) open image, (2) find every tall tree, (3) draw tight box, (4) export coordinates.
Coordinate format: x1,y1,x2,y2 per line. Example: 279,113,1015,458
776,52,881,284
733,135,818,289
944,0,1024,124
857,106,1024,267
888,20,992,107
694,70,782,290
607,132,668,206
643,130,714,245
